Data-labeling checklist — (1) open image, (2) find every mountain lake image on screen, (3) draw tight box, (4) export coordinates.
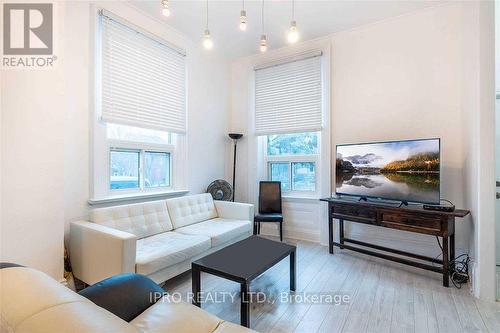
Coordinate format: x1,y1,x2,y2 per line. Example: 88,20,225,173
335,138,440,204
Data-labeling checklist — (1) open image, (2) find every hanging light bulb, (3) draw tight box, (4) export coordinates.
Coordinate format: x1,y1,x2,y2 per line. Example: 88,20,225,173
239,10,247,31
202,0,213,50
287,20,299,43
259,0,268,52
260,34,268,53
203,29,213,49
287,0,299,44
161,0,170,17
239,0,247,31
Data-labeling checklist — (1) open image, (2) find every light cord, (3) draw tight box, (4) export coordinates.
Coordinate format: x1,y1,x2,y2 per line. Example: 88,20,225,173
206,0,209,30
261,0,265,33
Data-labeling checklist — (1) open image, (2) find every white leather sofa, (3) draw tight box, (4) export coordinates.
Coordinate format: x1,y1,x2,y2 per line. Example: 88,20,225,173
70,193,254,285
0,265,256,333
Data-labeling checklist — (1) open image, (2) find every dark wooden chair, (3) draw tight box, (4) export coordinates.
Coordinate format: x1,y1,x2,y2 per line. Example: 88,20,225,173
254,181,284,242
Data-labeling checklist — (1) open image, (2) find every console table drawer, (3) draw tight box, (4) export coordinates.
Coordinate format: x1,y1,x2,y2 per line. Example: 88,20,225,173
380,211,442,233
332,204,377,220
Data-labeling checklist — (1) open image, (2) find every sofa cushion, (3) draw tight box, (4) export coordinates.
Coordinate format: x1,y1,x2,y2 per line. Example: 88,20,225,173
15,301,138,333
174,218,252,247
90,200,173,239
130,297,219,333
166,193,218,229
135,232,210,276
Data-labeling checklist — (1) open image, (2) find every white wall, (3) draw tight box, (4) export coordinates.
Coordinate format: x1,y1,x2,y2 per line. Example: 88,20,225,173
474,0,496,301
1,2,66,280
1,1,231,281
229,2,492,295
330,3,472,258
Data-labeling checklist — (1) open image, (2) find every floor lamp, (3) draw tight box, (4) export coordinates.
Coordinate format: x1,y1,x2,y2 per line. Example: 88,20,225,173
229,133,243,202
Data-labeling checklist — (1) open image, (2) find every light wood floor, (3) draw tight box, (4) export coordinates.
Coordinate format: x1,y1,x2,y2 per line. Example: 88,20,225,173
163,237,500,333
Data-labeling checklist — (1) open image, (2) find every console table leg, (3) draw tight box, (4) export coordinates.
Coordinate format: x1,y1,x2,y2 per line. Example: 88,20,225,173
328,208,334,254
339,219,345,249
192,266,201,307
450,234,455,272
290,250,296,291
240,282,250,328
442,236,449,287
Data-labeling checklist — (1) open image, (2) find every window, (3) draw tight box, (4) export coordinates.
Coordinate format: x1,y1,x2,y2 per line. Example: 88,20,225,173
254,51,324,196
107,124,175,192
110,150,140,190
266,132,319,192
92,10,187,200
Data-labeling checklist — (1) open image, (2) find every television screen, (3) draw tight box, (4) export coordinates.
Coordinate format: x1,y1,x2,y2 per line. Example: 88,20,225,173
335,138,440,204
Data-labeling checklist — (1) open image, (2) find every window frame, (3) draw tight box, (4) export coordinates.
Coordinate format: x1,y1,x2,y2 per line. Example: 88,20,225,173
107,137,175,195
263,132,321,197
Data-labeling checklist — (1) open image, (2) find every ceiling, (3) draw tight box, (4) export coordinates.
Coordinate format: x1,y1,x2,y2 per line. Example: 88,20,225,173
130,0,448,60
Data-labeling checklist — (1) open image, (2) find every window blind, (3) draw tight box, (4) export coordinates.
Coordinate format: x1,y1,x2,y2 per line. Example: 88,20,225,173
254,54,322,136
100,11,186,134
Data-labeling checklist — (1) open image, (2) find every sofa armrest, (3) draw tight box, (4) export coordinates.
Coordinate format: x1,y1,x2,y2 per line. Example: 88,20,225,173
214,201,254,221
70,221,137,285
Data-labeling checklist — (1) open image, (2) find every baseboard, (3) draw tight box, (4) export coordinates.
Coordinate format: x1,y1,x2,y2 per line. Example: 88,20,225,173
259,224,320,243
496,266,500,301
471,260,478,298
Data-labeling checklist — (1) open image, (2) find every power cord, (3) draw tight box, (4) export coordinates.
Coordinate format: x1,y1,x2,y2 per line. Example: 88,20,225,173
440,199,455,206
449,254,470,289
434,236,470,289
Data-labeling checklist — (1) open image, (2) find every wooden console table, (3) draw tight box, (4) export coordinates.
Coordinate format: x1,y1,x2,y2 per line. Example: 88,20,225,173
320,197,470,287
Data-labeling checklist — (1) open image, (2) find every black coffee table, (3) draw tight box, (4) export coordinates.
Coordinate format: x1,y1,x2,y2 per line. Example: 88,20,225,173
192,235,296,328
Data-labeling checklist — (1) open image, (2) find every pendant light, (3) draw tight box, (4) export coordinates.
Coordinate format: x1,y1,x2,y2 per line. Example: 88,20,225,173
239,0,247,31
203,0,213,50
287,0,299,43
259,0,267,52
161,0,170,17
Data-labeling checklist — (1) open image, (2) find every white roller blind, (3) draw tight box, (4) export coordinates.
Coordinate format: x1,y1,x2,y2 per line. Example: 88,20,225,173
255,54,322,136
100,11,186,134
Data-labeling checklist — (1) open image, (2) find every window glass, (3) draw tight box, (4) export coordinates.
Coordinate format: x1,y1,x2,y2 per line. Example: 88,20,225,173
107,123,172,145
292,162,316,191
269,162,290,191
267,132,318,156
110,150,140,190
145,152,170,188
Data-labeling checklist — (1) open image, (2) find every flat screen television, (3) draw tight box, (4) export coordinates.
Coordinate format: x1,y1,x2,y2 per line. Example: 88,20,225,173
335,138,440,204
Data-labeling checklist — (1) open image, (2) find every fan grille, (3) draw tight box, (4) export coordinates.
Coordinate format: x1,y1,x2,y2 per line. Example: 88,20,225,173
207,179,233,201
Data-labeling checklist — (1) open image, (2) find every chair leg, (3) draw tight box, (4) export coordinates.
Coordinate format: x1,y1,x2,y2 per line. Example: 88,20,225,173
253,222,257,235
279,223,283,242
258,222,261,235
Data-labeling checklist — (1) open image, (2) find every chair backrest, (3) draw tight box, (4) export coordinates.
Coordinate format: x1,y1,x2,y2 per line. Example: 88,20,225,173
258,181,282,214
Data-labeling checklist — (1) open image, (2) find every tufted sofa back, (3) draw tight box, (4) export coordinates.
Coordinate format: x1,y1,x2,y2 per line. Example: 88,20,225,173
166,193,218,229
90,200,173,239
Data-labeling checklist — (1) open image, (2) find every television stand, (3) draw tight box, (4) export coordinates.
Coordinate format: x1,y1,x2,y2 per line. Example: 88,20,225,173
320,197,470,287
